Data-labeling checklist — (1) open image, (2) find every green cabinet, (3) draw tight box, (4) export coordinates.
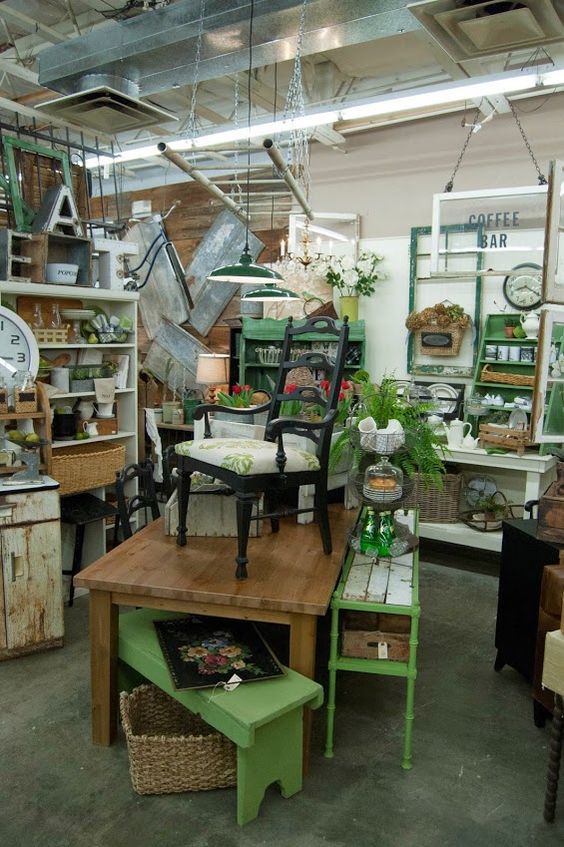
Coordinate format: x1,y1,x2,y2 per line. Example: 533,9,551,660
239,318,366,391
466,314,537,431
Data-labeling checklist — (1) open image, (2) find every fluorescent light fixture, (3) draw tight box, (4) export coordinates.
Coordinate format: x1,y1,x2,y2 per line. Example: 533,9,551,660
86,68,558,168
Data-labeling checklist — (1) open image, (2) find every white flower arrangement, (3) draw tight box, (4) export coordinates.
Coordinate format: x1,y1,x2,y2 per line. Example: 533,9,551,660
323,252,385,296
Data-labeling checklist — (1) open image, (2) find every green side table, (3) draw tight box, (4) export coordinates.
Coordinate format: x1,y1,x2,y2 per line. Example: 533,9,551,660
324,508,420,770
118,608,323,825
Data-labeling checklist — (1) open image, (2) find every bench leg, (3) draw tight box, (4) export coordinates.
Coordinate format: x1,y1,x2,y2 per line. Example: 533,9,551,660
236,709,303,826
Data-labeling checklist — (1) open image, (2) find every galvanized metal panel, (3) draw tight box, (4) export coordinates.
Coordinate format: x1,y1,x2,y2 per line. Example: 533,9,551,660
187,210,263,337
123,221,190,340
143,319,210,394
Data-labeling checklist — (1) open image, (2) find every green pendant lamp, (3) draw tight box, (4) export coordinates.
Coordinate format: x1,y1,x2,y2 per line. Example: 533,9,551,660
206,0,299,303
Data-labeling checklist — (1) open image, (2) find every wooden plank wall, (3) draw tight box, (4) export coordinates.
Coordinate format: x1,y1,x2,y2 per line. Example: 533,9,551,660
91,179,287,443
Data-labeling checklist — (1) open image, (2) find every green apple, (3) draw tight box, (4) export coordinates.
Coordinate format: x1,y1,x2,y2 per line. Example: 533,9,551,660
88,333,98,344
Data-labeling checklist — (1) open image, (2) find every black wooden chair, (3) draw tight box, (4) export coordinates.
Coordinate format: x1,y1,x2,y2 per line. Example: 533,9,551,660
175,316,350,579
115,458,160,541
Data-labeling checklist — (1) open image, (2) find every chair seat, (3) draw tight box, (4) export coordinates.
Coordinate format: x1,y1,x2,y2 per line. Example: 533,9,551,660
176,438,321,475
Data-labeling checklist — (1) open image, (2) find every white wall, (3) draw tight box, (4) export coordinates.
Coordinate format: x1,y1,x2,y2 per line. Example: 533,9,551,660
311,93,564,380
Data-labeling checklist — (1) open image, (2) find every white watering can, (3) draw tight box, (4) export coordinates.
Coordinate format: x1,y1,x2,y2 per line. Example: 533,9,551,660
441,419,472,449
520,311,540,339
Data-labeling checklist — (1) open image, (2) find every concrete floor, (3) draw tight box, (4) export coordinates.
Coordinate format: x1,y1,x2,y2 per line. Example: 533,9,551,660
1,559,563,847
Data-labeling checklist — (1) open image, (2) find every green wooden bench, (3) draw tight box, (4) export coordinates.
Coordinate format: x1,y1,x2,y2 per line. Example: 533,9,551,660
118,608,323,825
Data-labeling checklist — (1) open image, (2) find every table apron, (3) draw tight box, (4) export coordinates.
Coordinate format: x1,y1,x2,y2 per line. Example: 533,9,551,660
111,592,296,627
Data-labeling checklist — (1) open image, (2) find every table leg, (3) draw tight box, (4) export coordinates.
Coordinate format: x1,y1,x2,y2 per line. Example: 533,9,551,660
289,614,317,771
90,590,118,746
544,693,564,823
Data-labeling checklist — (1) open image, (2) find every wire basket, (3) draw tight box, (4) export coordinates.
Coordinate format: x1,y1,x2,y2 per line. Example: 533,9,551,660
120,685,237,795
349,427,405,456
480,365,535,387
352,473,414,512
256,346,281,365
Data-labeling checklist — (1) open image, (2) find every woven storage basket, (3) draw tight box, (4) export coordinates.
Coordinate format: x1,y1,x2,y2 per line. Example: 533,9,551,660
415,323,466,357
480,365,535,387
120,684,237,795
52,441,125,496
403,472,462,522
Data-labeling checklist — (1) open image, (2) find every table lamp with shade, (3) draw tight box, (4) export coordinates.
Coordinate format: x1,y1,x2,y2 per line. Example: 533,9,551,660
196,353,229,404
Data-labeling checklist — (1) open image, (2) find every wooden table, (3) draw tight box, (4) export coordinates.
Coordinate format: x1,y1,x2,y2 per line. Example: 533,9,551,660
74,506,355,758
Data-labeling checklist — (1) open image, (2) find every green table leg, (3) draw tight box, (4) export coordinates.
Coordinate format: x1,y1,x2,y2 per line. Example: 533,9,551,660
324,603,340,758
401,606,420,771
237,709,303,826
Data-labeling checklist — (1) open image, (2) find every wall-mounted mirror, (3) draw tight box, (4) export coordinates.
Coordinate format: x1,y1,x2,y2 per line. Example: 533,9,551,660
287,212,359,261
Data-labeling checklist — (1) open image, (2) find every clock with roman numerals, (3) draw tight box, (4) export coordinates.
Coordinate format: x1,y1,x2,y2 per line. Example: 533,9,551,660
0,306,39,383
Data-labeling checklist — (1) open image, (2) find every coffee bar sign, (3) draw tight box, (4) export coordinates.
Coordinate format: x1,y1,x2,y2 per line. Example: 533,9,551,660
430,184,548,276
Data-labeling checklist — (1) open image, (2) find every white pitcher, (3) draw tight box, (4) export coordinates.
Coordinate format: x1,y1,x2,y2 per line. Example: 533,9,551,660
442,419,471,449
520,311,540,339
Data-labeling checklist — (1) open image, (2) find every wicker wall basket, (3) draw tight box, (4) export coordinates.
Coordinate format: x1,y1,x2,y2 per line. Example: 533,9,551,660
403,472,462,523
120,685,237,795
480,365,535,387
415,323,467,357
52,441,126,496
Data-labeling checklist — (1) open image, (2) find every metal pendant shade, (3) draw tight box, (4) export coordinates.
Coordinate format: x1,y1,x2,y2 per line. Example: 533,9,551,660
208,246,285,283
242,281,300,302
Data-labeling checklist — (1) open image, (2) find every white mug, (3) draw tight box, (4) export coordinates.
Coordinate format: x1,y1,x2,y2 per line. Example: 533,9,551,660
94,402,114,418
83,421,98,436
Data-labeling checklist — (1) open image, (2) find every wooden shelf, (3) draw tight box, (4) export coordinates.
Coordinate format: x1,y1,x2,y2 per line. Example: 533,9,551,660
0,411,46,420
48,388,133,401
156,423,194,432
51,431,136,449
38,343,135,350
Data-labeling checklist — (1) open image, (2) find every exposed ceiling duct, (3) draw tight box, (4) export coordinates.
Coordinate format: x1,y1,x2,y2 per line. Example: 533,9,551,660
38,0,420,98
409,0,564,61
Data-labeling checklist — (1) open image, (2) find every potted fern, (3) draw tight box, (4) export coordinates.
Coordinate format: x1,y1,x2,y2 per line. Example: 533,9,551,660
330,375,446,492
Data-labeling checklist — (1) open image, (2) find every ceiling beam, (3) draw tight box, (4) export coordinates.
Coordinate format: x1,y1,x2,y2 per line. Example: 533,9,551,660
0,58,40,85
0,6,67,44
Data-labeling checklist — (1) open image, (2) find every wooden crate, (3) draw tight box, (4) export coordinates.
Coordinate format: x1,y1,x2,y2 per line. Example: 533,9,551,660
478,424,531,456
21,232,92,286
90,416,118,436
341,628,410,661
33,328,69,344
341,609,411,661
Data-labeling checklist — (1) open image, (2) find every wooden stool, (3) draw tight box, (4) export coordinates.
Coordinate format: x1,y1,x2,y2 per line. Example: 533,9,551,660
118,608,323,825
541,629,564,822
60,493,118,606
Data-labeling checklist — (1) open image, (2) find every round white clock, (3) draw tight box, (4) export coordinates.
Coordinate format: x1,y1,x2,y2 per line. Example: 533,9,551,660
0,306,39,382
503,263,542,311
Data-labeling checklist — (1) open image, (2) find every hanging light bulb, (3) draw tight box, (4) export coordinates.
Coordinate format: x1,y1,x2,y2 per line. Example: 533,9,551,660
207,0,298,299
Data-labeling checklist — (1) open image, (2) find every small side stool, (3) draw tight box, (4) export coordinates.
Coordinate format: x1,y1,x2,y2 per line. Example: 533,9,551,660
60,493,118,606
541,628,564,822
118,608,323,825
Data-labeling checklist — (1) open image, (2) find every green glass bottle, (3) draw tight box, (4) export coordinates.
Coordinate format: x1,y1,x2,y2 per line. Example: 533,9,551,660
375,511,395,557
360,508,378,555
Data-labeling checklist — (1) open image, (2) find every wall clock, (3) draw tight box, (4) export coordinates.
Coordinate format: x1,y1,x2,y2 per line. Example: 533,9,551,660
503,263,542,311
0,306,39,382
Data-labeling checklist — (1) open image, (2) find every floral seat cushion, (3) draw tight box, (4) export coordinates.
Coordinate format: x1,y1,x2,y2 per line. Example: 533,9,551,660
175,438,320,476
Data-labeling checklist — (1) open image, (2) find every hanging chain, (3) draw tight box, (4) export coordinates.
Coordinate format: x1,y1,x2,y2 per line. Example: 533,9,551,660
509,100,547,185
231,73,243,205
284,0,311,201
443,107,480,192
185,0,207,151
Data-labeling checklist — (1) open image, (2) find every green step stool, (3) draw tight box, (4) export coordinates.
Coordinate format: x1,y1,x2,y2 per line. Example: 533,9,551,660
118,608,323,825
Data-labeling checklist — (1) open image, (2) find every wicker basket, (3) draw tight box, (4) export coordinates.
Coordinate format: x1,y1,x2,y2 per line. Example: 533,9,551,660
120,685,237,795
52,441,126,496
480,365,535,387
415,323,467,357
403,472,462,522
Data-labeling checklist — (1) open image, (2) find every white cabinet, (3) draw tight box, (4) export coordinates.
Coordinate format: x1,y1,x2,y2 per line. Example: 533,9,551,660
419,448,558,552
0,484,63,659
